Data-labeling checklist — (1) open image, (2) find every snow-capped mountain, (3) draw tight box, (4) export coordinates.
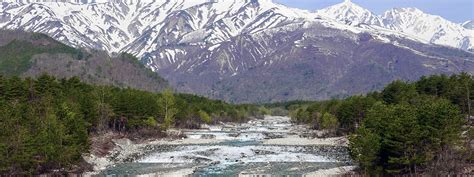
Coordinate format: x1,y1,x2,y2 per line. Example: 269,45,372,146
0,0,317,57
0,0,473,102
120,0,315,59
1,0,471,55
315,0,473,51
0,0,214,53
316,0,384,26
382,8,473,50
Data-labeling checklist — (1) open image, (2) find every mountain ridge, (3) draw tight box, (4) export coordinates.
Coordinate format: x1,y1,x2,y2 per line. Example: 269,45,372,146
1,0,473,103
0,0,472,54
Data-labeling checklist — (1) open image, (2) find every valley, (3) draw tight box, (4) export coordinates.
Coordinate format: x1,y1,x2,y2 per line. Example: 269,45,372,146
0,0,472,176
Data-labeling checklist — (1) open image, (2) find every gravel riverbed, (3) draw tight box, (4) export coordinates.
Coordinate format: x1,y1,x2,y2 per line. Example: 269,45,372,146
83,116,355,176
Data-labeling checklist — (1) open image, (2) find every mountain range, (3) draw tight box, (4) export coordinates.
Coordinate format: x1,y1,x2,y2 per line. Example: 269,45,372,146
1,0,473,103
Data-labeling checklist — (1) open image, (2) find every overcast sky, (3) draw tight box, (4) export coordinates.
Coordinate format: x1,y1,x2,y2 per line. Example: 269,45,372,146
273,0,474,23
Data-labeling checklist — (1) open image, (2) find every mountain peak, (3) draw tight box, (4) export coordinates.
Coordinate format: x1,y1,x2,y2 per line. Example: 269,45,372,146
337,0,362,8
316,0,383,26
340,0,361,9
382,7,473,50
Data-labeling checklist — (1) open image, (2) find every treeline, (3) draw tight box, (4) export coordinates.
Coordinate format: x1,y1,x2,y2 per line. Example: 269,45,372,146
280,73,473,176
0,74,264,175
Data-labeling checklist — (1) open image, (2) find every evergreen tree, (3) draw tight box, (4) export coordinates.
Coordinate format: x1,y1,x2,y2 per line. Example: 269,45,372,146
57,102,88,164
382,80,418,104
4,76,27,101
383,104,426,174
336,96,376,132
349,127,382,175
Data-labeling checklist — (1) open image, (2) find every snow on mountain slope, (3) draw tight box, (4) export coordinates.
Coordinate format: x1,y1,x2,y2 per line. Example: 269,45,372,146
120,0,315,63
463,20,474,29
316,0,384,26
0,0,473,103
1,0,472,55
314,1,473,51
382,8,473,51
0,0,316,56
0,0,213,53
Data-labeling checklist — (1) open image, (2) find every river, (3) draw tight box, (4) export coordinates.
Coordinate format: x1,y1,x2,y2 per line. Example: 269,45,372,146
90,116,354,176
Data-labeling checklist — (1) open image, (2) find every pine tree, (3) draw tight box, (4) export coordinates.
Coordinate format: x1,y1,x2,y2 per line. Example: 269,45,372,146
382,80,418,104
4,76,27,101
58,102,88,165
349,127,382,175
383,104,425,175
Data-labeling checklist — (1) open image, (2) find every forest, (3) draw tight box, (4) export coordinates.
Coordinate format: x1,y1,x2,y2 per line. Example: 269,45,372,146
0,74,265,175
277,73,474,176
1,73,473,175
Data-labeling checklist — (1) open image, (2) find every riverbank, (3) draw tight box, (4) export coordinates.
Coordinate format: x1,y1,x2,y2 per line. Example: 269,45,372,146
83,132,230,172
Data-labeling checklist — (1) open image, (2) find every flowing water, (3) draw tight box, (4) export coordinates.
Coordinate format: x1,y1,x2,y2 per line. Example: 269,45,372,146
95,116,353,176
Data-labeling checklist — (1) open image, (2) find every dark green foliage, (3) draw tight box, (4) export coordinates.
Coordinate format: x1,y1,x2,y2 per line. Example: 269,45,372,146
349,127,381,174
415,73,474,115
0,74,261,175
355,98,465,175
0,75,90,175
336,96,377,133
283,73,472,175
381,80,418,104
